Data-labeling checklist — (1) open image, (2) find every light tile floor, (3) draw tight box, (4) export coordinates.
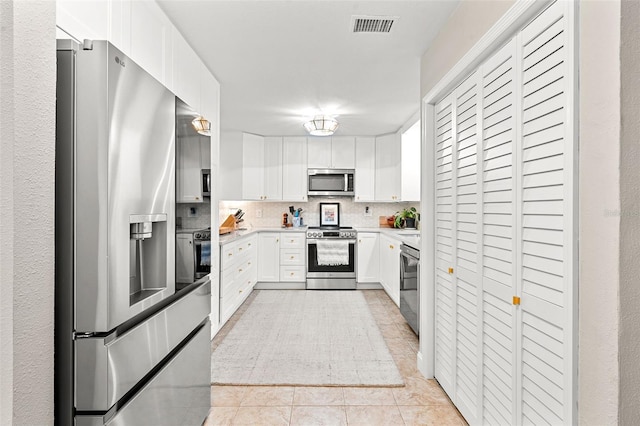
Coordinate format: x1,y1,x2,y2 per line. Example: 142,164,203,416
205,290,467,426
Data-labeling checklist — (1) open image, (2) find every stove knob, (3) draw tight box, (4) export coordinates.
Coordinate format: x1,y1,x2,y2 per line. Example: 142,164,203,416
194,232,201,239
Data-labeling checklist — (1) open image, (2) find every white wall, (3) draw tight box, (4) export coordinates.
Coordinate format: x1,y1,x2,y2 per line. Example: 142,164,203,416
0,0,56,424
619,0,640,422
419,0,515,100
578,2,622,424
218,130,243,200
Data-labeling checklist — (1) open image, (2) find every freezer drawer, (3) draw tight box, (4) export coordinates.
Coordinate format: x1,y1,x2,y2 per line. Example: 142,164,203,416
76,280,211,411
76,320,211,426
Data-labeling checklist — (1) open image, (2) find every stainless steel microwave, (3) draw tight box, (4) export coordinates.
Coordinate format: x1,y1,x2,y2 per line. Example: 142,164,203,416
308,169,355,197
201,169,211,196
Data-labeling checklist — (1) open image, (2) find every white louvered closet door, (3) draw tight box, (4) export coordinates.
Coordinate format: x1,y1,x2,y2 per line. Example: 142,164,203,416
517,2,575,424
431,1,575,425
434,94,455,397
453,72,482,424
480,39,518,426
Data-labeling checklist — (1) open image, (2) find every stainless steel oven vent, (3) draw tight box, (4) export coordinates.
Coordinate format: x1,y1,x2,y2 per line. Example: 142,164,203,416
351,15,397,33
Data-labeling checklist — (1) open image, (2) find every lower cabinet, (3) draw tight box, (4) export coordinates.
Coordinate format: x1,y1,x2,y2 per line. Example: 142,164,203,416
219,235,257,326
176,233,194,284
356,232,380,283
379,233,401,306
279,233,306,282
257,233,281,281
258,232,306,283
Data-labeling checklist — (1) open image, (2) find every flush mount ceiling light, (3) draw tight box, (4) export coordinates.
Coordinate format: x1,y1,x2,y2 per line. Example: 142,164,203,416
303,115,339,136
192,116,211,136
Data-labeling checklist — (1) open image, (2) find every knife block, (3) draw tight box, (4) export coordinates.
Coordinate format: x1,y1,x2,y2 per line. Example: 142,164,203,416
219,215,237,235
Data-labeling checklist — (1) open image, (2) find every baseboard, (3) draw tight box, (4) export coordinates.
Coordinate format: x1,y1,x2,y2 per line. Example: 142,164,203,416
356,282,383,290
254,282,306,290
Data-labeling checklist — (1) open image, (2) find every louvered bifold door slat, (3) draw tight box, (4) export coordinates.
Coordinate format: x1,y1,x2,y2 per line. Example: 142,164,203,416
434,94,456,397
517,2,575,424
453,72,482,425
480,39,518,426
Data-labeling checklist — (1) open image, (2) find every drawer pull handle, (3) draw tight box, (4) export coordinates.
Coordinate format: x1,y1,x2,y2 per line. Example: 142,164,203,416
239,289,243,293
448,267,454,274
239,268,243,273
248,243,252,246
390,245,394,249
290,272,295,276
228,253,233,257
290,255,295,259
290,239,294,243
239,247,243,251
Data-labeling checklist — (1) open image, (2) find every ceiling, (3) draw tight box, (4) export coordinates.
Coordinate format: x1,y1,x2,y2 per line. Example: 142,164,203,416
157,1,460,137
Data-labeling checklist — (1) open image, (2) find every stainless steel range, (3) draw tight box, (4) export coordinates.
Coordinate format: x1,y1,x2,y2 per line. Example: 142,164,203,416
306,227,357,290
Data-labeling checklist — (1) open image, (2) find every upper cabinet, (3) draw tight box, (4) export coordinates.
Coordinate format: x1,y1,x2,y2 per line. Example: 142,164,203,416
242,133,266,201
375,133,402,201
282,137,308,202
242,134,282,201
307,136,355,169
173,32,202,113
354,137,375,202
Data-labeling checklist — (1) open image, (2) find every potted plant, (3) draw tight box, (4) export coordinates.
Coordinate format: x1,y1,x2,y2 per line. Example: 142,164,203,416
394,207,418,229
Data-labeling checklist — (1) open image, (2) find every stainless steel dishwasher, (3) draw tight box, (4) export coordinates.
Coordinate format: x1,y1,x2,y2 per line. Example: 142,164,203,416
400,243,420,335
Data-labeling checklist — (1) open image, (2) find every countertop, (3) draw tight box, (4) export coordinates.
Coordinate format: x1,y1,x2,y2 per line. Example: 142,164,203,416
218,226,307,245
218,225,420,249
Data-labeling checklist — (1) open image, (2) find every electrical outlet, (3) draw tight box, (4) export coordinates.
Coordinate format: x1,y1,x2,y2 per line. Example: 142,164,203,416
364,206,372,217
256,209,263,218
188,207,198,218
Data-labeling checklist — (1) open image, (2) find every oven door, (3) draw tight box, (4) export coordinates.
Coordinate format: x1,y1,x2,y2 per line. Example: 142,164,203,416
193,239,212,280
306,238,356,278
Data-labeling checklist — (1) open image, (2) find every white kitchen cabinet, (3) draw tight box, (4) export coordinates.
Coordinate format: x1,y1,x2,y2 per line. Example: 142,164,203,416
242,133,266,200
220,235,257,326
330,137,356,169
199,136,211,170
375,133,402,202
354,137,376,202
200,66,219,124
176,234,194,284
57,0,109,45
264,137,283,201
257,233,280,282
279,233,306,282
173,31,201,112
109,0,131,56
176,135,204,203
130,0,172,89
307,136,355,169
357,232,379,283
282,137,308,202
242,135,282,201
379,233,400,306
307,137,332,169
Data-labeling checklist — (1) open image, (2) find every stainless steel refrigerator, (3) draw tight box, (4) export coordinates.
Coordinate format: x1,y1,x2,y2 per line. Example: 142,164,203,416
55,40,211,425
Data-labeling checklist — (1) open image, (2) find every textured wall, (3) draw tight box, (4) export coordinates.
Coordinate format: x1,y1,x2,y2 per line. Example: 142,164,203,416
0,0,56,424
0,2,16,422
579,2,621,424
419,0,514,99
220,199,417,229
619,0,640,423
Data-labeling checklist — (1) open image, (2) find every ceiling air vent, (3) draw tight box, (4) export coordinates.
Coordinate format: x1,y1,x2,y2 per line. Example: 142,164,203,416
351,15,398,33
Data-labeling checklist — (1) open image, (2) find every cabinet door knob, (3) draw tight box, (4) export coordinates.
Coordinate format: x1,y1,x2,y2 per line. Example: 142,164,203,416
276,239,279,243
228,253,233,256
248,243,252,246
290,272,295,276
359,239,362,243
239,289,243,293
448,267,454,274
290,239,294,243
390,245,394,249
239,268,243,273
290,255,295,259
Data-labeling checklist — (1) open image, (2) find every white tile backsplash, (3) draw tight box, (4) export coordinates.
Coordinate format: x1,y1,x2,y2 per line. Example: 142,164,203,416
176,201,212,230
219,199,419,229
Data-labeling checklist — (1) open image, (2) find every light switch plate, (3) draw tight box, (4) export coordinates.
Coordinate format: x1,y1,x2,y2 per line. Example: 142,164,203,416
256,209,263,218
364,206,372,217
